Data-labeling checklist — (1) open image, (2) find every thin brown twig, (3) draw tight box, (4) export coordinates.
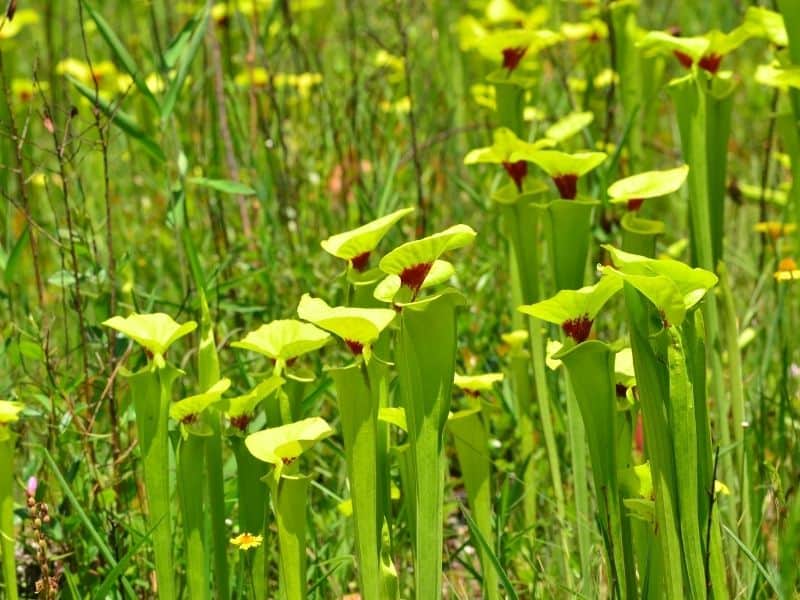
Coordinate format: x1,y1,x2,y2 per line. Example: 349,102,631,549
0,50,45,306
757,88,780,271
603,4,617,148
208,21,254,245
76,0,122,512
399,124,484,166
39,86,98,474
393,1,426,237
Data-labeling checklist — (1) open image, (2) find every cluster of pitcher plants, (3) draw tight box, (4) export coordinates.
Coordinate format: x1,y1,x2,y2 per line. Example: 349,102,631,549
4,0,800,598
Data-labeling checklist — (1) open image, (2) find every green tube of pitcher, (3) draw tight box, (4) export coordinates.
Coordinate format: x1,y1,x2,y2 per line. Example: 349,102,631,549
0,432,18,600
396,291,464,600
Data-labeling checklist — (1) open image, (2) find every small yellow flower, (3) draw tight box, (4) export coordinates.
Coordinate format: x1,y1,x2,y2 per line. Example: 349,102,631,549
774,257,800,282
754,221,797,240
379,96,410,114
12,79,48,103
230,532,263,550
714,480,731,497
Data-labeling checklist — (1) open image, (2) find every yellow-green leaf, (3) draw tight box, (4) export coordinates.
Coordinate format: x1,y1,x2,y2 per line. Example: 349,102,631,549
320,207,414,262
453,373,504,393
103,313,197,361
170,378,231,423
518,275,622,325
379,225,476,278
226,375,285,418
607,165,689,202
544,111,594,144
464,127,552,165
510,149,607,177
245,417,334,464
231,320,331,363
297,294,396,358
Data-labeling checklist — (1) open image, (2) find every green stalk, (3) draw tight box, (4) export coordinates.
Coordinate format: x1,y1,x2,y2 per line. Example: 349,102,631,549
780,487,800,597
502,198,572,584
493,82,525,137
501,197,540,533
564,380,592,594
126,363,181,600
683,312,729,599
623,285,685,598
557,341,636,599
197,291,230,599
540,199,598,292
330,363,382,600
232,437,269,600
777,0,800,121
507,346,536,527
611,3,644,169
667,329,706,599
527,317,574,585
540,197,599,590
272,473,311,600
394,444,415,544
671,74,734,516
0,434,17,600
396,291,464,600
349,275,393,532
448,408,498,600
620,213,664,258
493,87,548,551
182,219,229,598
717,262,751,548
777,111,800,259
177,434,210,599
776,1,800,253
379,522,399,599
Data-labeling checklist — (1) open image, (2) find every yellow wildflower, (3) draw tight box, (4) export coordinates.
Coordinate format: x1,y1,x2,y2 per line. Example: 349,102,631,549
12,79,48,103
774,257,800,282
754,221,797,240
0,9,39,40
230,532,263,550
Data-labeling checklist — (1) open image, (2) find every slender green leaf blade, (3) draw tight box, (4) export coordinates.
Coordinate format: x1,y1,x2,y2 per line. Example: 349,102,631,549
81,0,160,109
160,4,210,121
67,76,165,162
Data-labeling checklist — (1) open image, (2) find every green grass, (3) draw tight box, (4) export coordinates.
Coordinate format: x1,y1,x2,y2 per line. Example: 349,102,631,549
1,0,799,598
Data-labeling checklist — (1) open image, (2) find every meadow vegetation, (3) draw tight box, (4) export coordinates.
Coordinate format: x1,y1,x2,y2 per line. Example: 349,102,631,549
1,0,800,598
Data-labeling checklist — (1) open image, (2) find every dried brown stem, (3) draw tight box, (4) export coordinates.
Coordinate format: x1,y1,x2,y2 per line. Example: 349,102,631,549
208,21,254,244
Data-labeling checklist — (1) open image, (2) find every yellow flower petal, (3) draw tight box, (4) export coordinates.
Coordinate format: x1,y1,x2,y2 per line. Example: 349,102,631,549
754,221,797,240
230,532,263,550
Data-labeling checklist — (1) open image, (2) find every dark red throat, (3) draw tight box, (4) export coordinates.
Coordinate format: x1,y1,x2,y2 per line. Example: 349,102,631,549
281,456,297,466
345,339,364,355
615,383,628,398
673,50,694,69
181,414,198,425
627,198,644,212
697,53,722,74
350,251,370,272
553,174,579,200
400,262,433,294
502,46,528,72
230,414,251,431
562,314,593,343
502,160,528,192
